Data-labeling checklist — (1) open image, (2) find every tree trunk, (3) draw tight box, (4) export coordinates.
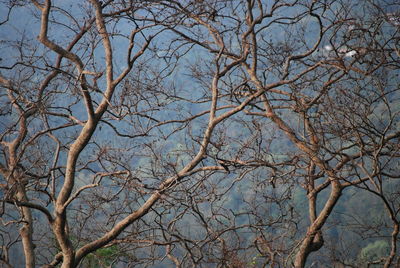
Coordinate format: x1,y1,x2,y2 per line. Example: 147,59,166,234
384,222,399,268
294,182,342,268
16,187,35,268
53,211,75,268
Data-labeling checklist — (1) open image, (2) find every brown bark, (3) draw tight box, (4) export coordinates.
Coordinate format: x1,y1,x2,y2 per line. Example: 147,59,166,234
17,186,35,268
384,222,399,268
294,182,342,268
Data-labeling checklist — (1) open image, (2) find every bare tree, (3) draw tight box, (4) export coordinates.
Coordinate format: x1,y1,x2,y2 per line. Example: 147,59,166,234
0,0,399,267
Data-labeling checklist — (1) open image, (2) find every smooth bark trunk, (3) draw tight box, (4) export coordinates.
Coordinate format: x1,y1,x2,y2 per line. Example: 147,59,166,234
17,187,35,268
294,182,342,268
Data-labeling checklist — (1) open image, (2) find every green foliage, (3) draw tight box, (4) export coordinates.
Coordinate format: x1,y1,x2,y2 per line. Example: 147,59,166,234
249,253,262,267
82,245,119,268
359,240,389,264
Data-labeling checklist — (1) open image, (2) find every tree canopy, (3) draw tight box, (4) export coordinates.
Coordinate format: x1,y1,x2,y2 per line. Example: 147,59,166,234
0,0,399,267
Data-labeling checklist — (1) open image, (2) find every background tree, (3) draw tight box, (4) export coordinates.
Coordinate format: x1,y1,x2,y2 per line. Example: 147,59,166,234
0,0,399,267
